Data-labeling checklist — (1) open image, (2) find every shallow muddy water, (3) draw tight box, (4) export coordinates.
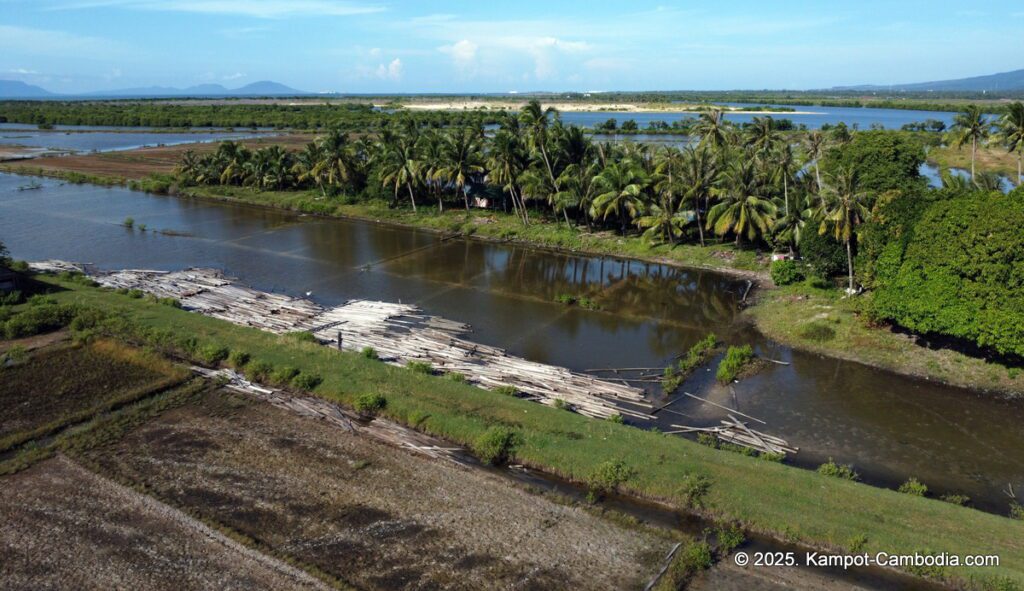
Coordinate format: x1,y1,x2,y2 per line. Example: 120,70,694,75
1,172,1021,512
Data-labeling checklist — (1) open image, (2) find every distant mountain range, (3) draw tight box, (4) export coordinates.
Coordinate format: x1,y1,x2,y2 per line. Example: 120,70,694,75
834,68,1024,92
0,80,308,99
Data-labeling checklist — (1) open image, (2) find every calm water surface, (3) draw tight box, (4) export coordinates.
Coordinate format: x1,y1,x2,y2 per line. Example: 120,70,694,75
1,172,1020,512
0,130,266,154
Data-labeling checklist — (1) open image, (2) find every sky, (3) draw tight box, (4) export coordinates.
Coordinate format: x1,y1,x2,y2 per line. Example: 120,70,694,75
2,0,1023,94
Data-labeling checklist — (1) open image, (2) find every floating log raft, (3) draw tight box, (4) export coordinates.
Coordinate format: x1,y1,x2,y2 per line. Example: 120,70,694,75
51,263,650,421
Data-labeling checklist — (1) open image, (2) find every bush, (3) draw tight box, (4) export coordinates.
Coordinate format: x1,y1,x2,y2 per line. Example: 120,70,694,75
227,350,250,368
270,365,300,385
445,372,467,383
770,259,804,286
354,392,387,415
291,372,322,390
286,331,318,343
472,426,521,465
939,494,970,506
123,217,134,229
716,345,754,384
0,290,23,306
657,541,713,590
246,360,273,381
677,333,718,375
196,343,229,365
799,230,847,279
606,413,625,424
677,473,712,509
798,321,836,342
553,398,571,411
406,361,433,375
494,385,518,396
716,524,746,553
817,458,859,481
1010,501,1024,521
361,346,378,360
2,303,78,338
898,477,928,497
586,459,636,502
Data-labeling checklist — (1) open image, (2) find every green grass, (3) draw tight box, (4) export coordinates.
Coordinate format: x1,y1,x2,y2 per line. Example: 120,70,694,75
746,283,1024,395
28,275,1024,588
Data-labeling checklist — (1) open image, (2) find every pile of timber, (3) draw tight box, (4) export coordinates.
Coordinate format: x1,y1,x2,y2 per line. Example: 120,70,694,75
44,262,649,421
193,367,469,464
669,414,797,456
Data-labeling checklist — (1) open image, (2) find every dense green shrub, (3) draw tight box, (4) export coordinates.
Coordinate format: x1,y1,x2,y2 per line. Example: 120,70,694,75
716,345,754,383
586,459,636,502
227,350,250,368
196,344,229,365
2,302,78,339
361,346,378,360
270,365,300,385
898,477,928,497
354,392,387,415
798,230,847,279
817,458,860,481
246,360,273,382
291,372,322,390
822,130,926,193
798,321,836,342
770,259,804,286
406,361,433,374
472,426,522,465
871,192,1024,358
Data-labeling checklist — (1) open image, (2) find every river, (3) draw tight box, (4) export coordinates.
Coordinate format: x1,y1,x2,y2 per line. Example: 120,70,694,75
1,172,1021,513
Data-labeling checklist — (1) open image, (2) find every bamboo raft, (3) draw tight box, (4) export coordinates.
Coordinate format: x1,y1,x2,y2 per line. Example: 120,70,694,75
193,367,470,464
69,265,650,420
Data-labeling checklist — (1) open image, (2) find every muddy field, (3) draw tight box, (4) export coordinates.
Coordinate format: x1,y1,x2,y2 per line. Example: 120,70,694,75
0,455,329,591
83,389,671,590
0,133,312,179
0,340,183,448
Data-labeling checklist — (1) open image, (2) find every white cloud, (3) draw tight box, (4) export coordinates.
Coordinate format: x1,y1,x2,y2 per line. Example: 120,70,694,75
222,72,246,80
439,39,478,70
47,0,384,19
6,68,41,75
374,58,402,81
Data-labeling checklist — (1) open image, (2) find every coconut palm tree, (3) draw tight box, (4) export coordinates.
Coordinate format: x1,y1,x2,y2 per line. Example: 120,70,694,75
818,166,871,292
417,129,446,211
772,190,811,255
437,126,485,211
679,146,719,247
994,101,1024,186
554,160,601,229
744,116,780,156
519,100,563,196
707,157,776,246
805,130,827,191
377,128,420,212
294,142,327,196
591,160,649,234
939,169,972,191
948,105,990,180
316,128,359,192
770,143,800,218
635,203,692,245
693,110,732,152
486,127,530,223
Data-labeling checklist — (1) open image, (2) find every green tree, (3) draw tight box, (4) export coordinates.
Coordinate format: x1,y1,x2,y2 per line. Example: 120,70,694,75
948,105,990,180
805,130,827,192
994,101,1024,186
592,160,649,234
707,158,776,246
679,146,719,247
487,125,530,224
693,109,733,153
377,128,421,212
818,166,872,292
437,126,485,211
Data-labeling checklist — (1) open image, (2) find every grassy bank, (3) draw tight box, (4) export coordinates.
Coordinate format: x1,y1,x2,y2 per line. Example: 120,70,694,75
927,145,1022,180
26,275,1024,589
745,283,1023,396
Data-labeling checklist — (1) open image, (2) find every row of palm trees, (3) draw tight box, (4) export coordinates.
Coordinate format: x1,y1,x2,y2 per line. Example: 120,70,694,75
948,102,1024,184
178,101,947,290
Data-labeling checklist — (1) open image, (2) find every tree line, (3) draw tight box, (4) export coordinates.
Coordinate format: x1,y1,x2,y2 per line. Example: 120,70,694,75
178,101,1024,294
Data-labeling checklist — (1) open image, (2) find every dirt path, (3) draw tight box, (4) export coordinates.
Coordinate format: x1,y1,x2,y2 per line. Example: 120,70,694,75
0,455,329,591
84,389,671,590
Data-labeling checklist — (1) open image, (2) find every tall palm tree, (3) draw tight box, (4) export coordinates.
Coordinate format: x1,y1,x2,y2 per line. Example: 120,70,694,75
707,158,777,247
437,126,485,211
294,142,326,196
679,146,719,247
995,101,1024,186
519,100,564,203
805,130,827,191
377,128,420,212
744,116,780,156
693,109,732,152
316,128,359,192
554,160,600,229
773,190,811,255
948,105,990,180
417,129,446,211
771,143,800,218
635,203,692,245
591,160,649,234
818,166,871,292
487,127,530,224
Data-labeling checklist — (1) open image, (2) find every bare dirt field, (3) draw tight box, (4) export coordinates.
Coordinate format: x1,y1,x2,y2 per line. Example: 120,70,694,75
0,455,329,591
0,133,312,179
82,388,671,590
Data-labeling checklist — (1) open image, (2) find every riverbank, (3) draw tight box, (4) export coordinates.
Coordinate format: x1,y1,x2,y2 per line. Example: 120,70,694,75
14,274,1024,589
927,144,1023,181
745,283,1023,397
7,161,1024,396
391,99,813,115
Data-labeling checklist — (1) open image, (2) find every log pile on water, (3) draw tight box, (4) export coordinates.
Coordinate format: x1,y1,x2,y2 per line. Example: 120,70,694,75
192,367,470,464
667,414,797,456
47,263,650,420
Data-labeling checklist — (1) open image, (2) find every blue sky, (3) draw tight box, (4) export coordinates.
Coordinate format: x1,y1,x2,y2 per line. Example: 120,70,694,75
2,0,1023,94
